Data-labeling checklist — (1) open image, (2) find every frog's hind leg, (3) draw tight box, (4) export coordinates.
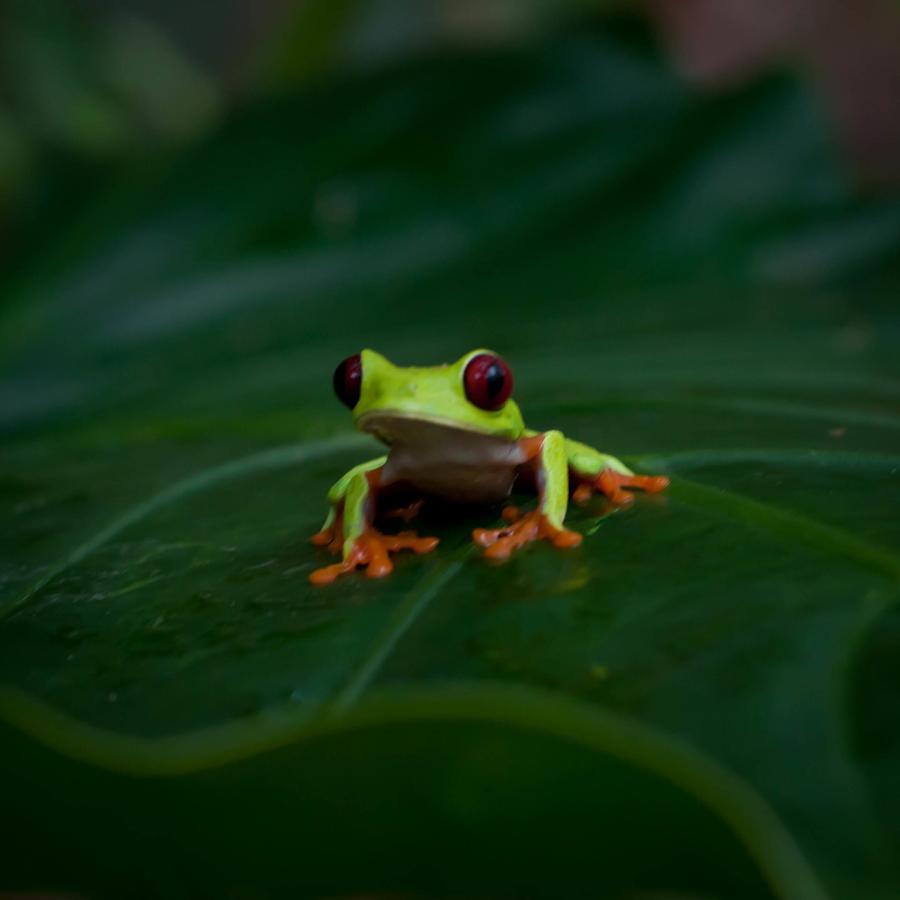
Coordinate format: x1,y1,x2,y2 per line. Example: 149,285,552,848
566,438,668,506
309,458,438,585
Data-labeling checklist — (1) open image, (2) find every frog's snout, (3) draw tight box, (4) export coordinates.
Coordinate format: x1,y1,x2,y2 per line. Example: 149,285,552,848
386,382,420,403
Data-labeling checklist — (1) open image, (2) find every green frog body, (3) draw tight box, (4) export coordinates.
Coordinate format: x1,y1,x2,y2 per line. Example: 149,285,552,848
311,349,668,584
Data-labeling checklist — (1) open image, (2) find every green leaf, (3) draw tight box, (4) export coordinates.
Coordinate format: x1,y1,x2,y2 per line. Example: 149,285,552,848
2,17,899,900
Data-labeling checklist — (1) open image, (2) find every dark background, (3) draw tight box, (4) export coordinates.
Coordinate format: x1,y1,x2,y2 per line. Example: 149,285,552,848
1,2,899,899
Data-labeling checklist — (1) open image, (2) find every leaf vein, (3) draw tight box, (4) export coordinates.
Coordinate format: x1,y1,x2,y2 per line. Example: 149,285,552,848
1,435,371,623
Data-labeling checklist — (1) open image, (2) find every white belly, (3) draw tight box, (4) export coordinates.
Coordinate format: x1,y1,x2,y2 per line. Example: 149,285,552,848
369,415,526,504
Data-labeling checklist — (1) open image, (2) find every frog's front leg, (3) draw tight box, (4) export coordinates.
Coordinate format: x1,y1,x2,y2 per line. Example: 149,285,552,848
566,438,669,506
309,457,438,584
473,431,583,560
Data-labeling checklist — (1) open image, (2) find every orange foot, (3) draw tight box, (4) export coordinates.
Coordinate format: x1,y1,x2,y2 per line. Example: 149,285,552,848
384,499,425,523
573,469,669,507
472,505,582,561
310,509,345,555
309,528,438,585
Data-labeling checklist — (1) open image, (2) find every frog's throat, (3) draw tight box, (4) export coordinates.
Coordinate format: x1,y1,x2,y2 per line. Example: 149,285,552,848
358,410,527,503
356,410,519,445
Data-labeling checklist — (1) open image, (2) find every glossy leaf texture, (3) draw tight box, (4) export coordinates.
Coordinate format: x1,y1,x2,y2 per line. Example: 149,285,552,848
1,18,899,900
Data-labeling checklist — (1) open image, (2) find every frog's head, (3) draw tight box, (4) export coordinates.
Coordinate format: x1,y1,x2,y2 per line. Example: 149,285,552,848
332,348,525,444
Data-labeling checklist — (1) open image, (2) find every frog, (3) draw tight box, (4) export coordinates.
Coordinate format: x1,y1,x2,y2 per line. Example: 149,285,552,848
309,349,668,584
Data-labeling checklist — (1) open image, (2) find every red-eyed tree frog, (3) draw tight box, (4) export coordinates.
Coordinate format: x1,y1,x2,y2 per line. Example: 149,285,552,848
310,349,668,584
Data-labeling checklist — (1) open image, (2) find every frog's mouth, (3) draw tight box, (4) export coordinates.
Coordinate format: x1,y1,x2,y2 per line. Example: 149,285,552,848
357,411,522,462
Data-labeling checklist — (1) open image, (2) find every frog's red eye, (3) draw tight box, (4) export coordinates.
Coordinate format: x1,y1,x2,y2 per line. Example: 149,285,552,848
463,353,513,411
333,354,362,408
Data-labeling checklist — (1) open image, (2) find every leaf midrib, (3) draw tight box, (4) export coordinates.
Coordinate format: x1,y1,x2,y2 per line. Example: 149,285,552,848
0,680,831,900
0,434,371,623
329,552,471,715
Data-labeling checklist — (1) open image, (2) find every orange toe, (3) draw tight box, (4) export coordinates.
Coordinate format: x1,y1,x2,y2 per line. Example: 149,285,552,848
310,528,333,547
501,505,522,523
310,528,439,585
309,559,356,585
586,468,669,505
632,475,670,493
552,528,583,549
474,510,581,561
310,509,345,554
572,483,593,505
384,499,425,523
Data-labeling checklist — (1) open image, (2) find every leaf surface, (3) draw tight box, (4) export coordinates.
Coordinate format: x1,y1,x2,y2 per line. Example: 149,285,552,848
1,19,899,900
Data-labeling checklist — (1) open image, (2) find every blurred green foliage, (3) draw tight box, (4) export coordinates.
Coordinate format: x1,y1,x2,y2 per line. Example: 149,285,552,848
1,5,899,900
0,0,219,261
